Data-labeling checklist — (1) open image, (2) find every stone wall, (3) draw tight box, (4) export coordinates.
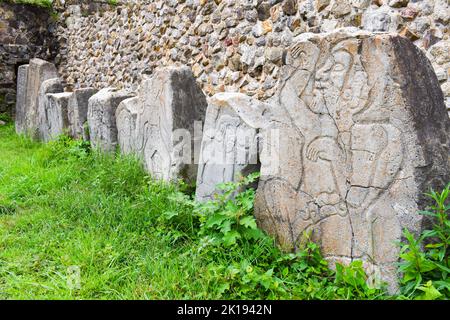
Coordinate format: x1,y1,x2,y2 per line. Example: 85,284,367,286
53,0,449,112
0,2,55,115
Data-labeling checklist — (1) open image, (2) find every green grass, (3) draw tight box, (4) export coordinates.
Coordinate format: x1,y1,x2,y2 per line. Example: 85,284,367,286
0,123,215,299
0,122,392,300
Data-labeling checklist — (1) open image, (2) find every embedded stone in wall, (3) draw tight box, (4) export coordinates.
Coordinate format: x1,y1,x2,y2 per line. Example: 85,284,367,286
43,92,73,142
38,78,64,140
196,93,267,202
23,58,58,136
362,6,399,32
67,88,98,140
116,97,139,156
254,30,450,291
88,88,134,153
15,64,29,134
134,66,208,183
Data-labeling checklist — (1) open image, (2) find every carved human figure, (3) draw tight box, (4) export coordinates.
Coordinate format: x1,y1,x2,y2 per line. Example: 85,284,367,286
255,30,450,293
258,36,404,262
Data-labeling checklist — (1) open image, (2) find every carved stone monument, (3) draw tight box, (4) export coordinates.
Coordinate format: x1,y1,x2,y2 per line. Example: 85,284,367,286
22,59,58,136
37,78,64,140
88,88,134,152
116,97,139,155
196,93,267,201
133,66,208,182
68,88,98,140
43,92,73,142
254,30,450,290
15,64,29,134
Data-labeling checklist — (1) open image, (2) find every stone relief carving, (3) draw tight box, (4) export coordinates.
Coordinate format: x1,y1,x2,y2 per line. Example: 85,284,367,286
254,30,450,291
37,78,64,141
133,66,208,183
43,92,72,142
87,88,134,153
196,93,267,202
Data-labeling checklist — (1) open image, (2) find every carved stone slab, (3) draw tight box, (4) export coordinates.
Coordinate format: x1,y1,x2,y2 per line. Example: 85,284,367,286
15,64,29,134
87,88,134,152
196,93,267,202
37,78,64,140
116,97,139,156
254,30,450,291
68,88,98,140
134,66,208,182
23,59,58,137
43,92,73,142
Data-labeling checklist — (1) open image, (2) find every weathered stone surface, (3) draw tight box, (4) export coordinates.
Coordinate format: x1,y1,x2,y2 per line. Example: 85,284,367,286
87,88,133,152
116,97,139,155
67,88,98,140
133,66,208,182
362,6,399,32
15,64,29,134
196,93,268,202
254,30,450,291
23,58,58,137
38,78,63,140
43,92,73,142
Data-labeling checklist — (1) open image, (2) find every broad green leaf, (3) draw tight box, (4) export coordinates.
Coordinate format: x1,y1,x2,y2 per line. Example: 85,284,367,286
222,230,241,246
239,216,257,229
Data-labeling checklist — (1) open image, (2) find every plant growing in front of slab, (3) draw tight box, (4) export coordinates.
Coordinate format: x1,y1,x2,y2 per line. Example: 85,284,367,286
0,113,12,124
160,172,388,299
398,183,450,300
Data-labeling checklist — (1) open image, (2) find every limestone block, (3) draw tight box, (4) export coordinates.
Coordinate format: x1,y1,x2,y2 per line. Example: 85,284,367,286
254,30,450,291
134,66,208,182
67,88,98,140
362,6,399,32
37,78,64,141
43,92,73,142
196,93,268,202
88,88,134,153
23,59,58,137
15,64,29,134
116,97,139,155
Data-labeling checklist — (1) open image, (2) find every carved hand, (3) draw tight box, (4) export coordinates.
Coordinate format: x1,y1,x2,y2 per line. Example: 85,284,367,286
306,137,342,162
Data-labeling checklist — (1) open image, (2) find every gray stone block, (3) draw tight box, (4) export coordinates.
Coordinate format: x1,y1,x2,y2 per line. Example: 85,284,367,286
116,97,139,156
253,30,450,291
43,92,73,142
133,66,208,182
88,88,134,153
68,88,98,140
195,92,267,202
23,58,58,137
37,78,64,140
15,64,29,134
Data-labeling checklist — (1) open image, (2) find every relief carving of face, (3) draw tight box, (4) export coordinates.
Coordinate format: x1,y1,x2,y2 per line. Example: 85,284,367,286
308,49,353,115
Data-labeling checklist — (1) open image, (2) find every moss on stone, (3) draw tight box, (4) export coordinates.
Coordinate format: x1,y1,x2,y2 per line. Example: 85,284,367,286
7,0,53,9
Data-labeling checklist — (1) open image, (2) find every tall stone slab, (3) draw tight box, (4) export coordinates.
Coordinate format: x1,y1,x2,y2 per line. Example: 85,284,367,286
134,66,208,182
116,97,139,155
44,92,73,142
68,88,98,140
24,59,58,137
37,78,64,140
196,93,267,202
253,30,450,291
15,64,29,134
88,88,134,153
